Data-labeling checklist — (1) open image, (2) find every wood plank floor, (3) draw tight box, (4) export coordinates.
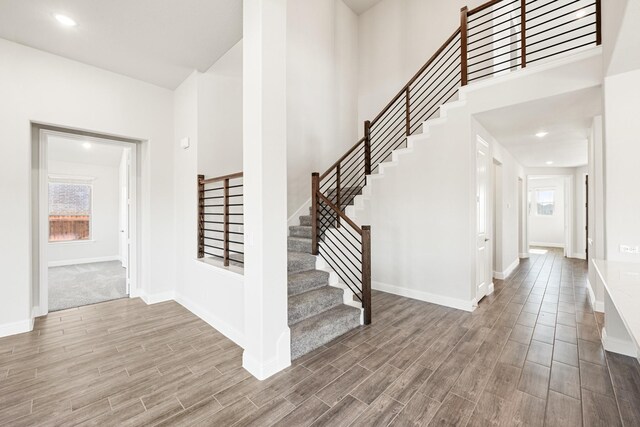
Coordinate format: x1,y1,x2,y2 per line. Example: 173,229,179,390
1,248,639,426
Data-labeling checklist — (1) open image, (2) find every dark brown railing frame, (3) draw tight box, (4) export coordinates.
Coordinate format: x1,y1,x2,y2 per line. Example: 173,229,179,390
310,0,602,327
198,171,244,267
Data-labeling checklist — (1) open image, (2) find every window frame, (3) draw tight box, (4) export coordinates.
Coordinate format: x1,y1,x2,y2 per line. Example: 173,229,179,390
534,188,556,216
48,176,95,244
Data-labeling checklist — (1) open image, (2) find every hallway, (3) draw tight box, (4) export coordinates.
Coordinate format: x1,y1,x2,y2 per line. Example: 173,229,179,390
0,250,638,425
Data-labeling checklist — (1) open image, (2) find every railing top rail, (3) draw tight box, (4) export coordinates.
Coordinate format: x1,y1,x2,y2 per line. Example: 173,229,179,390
468,0,503,16
370,26,462,127
201,171,243,184
319,137,366,181
317,192,363,235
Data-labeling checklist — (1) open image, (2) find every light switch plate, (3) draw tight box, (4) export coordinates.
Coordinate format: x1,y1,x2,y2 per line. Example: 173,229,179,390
180,137,190,149
620,245,640,254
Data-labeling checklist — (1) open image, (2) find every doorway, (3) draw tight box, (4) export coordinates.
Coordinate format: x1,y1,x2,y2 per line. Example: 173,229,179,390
476,136,491,302
37,129,137,314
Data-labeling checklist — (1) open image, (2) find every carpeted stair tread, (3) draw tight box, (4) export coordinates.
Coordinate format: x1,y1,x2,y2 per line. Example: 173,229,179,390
288,286,344,326
290,304,361,359
299,215,312,226
288,236,312,254
288,252,316,273
289,225,312,238
288,269,330,296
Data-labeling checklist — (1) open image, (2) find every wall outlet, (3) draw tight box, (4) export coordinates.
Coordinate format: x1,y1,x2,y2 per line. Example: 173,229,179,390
620,245,640,254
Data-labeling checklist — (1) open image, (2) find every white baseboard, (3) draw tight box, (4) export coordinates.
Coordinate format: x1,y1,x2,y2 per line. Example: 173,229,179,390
488,282,495,295
287,198,311,229
570,252,587,260
586,278,604,312
530,242,564,248
494,258,520,280
48,255,121,267
0,317,34,338
519,252,530,259
139,291,175,305
602,327,638,358
372,281,476,312
174,292,245,348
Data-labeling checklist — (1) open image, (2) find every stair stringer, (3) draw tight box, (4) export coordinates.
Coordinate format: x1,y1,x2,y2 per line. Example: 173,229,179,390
345,98,469,226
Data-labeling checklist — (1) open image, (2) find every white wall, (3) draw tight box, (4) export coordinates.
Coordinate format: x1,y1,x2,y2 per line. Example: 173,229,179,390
172,43,246,348
198,41,244,177
604,70,640,263
528,176,566,248
587,116,605,310
357,0,486,126
48,159,121,265
479,121,526,278
346,49,602,312
0,38,175,336
287,0,359,216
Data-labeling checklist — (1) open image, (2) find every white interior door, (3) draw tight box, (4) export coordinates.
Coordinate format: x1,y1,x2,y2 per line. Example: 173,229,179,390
118,148,131,294
476,137,490,301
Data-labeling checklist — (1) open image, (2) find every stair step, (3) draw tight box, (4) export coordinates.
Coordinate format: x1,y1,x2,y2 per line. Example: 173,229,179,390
299,215,312,226
288,236,312,254
289,225,312,238
290,304,361,359
288,270,330,296
288,286,344,326
288,252,316,273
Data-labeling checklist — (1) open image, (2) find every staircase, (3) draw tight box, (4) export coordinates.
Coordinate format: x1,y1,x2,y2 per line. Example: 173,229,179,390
287,209,361,359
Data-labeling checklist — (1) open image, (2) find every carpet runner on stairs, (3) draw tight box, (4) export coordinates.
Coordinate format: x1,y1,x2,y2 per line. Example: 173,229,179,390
287,211,361,360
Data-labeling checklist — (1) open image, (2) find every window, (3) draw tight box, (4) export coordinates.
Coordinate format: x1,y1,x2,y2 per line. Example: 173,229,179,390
49,181,92,242
535,189,555,216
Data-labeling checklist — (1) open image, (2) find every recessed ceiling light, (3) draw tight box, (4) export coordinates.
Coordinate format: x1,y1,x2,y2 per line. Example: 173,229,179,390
536,131,548,138
575,9,587,19
546,161,554,165
83,142,91,149
55,14,77,27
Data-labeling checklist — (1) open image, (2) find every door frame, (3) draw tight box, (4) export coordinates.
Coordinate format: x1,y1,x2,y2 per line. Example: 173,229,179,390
37,129,138,316
476,135,492,303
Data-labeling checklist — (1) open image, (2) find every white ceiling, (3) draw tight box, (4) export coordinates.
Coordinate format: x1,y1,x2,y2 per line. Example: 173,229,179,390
48,135,125,167
342,0,385,15
475,87,602,168
0,0,242,89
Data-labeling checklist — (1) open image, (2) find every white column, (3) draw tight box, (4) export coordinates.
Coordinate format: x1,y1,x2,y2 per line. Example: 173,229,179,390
242,0,291,380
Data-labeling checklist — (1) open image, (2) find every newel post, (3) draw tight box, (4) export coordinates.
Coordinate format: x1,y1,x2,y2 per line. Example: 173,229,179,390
364,120,372,175
198,175,205,259
460,6,469,86
362,225,372,325
311,173,319,255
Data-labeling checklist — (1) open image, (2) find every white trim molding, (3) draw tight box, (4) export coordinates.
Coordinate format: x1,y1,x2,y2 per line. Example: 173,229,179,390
139,291,175,305
488,282,495,295
372,281,477,312
529,242,565,248
586,279,604,313
494,258,520,280
602,328,638,358
48,255,121,267
0,317,34,338
174,292,245,348
519,252,530,258
287,198,311,229
570,253,587,260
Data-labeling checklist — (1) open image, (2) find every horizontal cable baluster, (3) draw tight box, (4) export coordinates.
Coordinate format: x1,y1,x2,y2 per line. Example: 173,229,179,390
468,54,521,75
403,72,461,134
409,40,461,96
526,21,595,50
467,38,521,62
203,195,224,200
468,20,522,46
204,252,224,259
408,59,461,118
526,0,584,20
527,35,596,59
469,62,521,81
318,204,363,243
317,250,362,300
316,237,363,279
527,13,595,40
204,244,224,251
468,11,522,39
316,220,363,263
408,54,461,113
468,4,520,35
526,4,595,32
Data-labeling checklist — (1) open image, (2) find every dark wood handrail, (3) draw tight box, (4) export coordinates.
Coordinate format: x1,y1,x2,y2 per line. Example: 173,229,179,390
317,192,363,235
370,27,462,127
202,171,243,185
468,0,502,16
319,137,366,181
